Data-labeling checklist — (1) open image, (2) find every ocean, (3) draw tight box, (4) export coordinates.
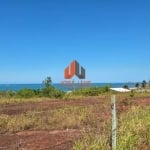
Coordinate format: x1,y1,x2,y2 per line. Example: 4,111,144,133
0,83,136,91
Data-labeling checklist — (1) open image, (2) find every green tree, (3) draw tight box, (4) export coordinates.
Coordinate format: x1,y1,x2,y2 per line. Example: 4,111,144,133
41,76,54,97
142,80,147,88
41,76,65,98
42,76,52,88
123,85,129,89
135,83,140,89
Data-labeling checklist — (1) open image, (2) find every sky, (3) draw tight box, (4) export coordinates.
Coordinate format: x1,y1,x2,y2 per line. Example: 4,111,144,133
0,0,150,83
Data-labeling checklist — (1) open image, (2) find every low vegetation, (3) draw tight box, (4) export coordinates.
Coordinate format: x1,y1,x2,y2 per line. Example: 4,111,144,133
0,106,97,133
0,77,65,100
117,106,150,149
70,86,111,96
0,78,150,149
73,106,150,150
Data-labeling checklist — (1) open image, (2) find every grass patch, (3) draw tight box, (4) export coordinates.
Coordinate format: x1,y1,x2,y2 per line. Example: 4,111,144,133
73,106,150,150
117,106,150,149
73,129,111,150
0,97,55,105
0,106,97,133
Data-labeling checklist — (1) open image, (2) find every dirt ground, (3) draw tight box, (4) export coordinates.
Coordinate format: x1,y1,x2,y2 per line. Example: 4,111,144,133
0,96,150,150
0,97,104,116
0,130,81,150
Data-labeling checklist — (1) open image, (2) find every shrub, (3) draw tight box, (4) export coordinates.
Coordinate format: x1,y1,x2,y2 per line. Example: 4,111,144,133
6,90,16,98
17,88,35,98
52,89,65,98
130,90,135,97
71,86,110,96
41,86,55,97
123,85,129,89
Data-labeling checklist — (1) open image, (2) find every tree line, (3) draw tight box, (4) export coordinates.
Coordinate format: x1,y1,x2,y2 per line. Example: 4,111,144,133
123,80,150,89
0,76,65,99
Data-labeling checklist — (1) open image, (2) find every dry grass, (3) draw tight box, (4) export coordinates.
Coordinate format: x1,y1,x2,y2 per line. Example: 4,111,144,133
0,97,56,105
0,106,98,133
117,106,150,149
73,106,150,150
0,93,150,149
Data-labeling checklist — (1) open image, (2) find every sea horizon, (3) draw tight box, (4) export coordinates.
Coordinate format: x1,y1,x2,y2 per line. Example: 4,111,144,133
0,82,137,92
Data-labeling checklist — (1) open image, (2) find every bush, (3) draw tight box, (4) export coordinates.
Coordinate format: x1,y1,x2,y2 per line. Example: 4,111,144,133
71,86,110,96
41,86,65,98
17,88,35,98
123,85,129,89
40,76,65,98
41,86,55,97
130,90,135,97
52,89,65,98
6,90,16,98
33,89,42,96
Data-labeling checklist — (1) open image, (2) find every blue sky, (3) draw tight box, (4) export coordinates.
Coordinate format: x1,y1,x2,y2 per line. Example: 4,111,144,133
0,0,150,83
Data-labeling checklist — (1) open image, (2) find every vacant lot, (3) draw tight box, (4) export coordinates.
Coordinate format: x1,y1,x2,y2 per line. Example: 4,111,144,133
0,93,150,150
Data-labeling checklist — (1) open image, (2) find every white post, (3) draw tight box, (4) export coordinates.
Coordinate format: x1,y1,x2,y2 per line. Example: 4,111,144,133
111,95,117,150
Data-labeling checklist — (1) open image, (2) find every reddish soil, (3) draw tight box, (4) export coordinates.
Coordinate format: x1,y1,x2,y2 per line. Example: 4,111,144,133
0,130,81,150
0,97,104,116
0,96,150,150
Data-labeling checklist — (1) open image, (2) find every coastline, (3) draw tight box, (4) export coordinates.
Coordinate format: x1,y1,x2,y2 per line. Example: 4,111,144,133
0,83,136,91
